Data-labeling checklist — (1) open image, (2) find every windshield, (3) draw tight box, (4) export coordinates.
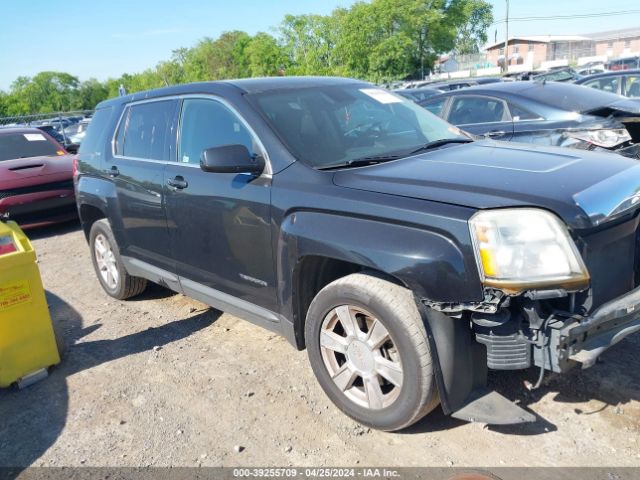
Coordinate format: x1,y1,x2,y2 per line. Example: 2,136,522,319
249,84,467,169
0,131,63,161
520,82,625,113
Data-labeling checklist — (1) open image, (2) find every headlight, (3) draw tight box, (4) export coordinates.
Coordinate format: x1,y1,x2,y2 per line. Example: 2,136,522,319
469,208,589,292
567,128,631,148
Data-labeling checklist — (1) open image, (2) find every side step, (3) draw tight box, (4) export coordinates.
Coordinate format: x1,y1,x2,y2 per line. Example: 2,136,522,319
451,389,536,424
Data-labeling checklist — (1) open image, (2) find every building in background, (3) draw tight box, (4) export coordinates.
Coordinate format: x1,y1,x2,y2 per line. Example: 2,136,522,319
586,27,640,58
483,28,640,70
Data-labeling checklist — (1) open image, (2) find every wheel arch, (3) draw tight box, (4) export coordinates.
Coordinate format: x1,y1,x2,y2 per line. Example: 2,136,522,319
277,210,481,349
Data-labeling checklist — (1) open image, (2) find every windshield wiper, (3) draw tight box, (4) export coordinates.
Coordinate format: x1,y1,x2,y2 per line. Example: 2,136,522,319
409,138,473,155
318,155,402,170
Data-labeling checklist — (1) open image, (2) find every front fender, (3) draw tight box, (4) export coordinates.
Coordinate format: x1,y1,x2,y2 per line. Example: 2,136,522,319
277,210,482,310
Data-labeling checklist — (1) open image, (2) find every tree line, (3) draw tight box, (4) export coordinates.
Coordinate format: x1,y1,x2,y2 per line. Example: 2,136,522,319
0,0,492,117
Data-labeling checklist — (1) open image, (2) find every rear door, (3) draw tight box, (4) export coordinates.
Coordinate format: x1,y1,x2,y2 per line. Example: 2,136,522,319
108,99,178,274
164,97,276,312
445,95,514,140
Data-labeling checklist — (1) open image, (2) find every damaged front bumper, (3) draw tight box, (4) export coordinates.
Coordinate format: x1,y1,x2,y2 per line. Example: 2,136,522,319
558,285,640,369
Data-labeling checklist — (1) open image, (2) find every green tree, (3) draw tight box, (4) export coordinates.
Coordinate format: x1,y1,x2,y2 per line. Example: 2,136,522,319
245,32,288,76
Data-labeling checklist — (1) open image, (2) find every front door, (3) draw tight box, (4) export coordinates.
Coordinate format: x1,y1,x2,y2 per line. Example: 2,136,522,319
164,97,276,312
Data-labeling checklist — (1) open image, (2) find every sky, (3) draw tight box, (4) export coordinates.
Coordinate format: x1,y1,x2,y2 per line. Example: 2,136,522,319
1,0,640,91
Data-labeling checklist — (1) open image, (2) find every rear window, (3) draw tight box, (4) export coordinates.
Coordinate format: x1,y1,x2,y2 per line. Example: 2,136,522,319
521,82,623,113
0,132,62,161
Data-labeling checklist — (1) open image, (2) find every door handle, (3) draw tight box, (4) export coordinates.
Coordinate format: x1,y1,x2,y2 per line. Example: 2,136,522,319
485,130,506,138
108,166,120,177
167,176,188,190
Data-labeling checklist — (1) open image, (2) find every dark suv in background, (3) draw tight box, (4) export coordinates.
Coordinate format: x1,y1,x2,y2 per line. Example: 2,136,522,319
76,77,640,431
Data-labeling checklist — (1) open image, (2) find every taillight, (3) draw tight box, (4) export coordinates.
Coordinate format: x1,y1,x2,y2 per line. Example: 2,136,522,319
0,235,17,256
72,155,79,178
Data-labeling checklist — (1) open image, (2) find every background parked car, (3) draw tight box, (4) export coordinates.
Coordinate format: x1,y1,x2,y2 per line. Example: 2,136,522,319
575,69,640,98
394,87,443,102
0,127,76,228
530,67,583,83
418,81,640,158
606,55,640,71
63,118,91,147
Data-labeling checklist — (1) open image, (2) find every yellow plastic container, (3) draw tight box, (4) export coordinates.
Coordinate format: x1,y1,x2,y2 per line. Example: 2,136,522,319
0,220,60,387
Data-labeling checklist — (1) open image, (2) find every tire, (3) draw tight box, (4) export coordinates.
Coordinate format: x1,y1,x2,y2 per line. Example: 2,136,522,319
305,273,439,431
89,219,147,300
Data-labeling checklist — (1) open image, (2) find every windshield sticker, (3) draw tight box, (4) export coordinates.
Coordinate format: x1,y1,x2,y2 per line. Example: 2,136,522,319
23,133,47,142
360,88,402,104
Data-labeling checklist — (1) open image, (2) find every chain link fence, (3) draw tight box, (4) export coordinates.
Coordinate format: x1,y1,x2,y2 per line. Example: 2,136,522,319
0,110,94,148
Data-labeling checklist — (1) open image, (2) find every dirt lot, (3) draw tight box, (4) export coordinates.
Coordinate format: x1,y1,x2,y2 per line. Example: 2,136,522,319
1,221,639,469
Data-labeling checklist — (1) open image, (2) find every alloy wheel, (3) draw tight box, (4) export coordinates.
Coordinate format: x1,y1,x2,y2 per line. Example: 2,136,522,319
94,233,119,290
319,305,403,410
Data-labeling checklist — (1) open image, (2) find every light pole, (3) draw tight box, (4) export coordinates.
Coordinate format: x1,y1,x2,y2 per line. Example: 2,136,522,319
503,0,510,73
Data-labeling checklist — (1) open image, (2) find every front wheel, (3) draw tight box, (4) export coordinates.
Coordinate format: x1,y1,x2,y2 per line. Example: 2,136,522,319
305,273,439,431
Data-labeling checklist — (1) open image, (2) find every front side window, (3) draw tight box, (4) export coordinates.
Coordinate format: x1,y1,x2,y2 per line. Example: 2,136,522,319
448,96,507,125
121,101,174,160
624,76,640,97
584,77,619,94
178,98,258,166
250,85,465,169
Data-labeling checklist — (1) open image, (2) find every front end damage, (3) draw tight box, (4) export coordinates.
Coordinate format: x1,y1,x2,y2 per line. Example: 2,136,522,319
423,200,640,425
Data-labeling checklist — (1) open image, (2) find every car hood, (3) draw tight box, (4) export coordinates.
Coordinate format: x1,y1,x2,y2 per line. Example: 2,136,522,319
583,98,640,117
332,140,640,230
0,155,73,189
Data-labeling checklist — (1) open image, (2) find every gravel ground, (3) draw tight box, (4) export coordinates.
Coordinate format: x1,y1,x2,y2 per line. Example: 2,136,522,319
0,221,639,469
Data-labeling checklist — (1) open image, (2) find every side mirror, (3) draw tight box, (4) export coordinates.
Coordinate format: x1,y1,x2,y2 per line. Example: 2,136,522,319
200,144,264,175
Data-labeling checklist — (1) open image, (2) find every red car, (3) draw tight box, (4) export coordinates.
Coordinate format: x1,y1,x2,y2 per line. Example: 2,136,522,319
0,127,77,228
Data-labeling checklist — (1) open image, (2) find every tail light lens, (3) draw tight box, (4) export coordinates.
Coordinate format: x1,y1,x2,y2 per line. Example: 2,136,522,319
72,155,79,178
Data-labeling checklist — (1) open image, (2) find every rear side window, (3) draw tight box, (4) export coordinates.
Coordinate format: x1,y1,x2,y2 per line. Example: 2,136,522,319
448,96,507,125
121,101,175,161
79,107,113,159
509,104,541,121
0,132,63,161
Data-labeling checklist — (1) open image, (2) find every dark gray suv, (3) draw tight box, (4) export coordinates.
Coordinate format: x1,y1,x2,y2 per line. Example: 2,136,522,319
76,77,640,431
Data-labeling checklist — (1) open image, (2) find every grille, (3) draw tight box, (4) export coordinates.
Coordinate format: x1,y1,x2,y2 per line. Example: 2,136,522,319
0,179,74,200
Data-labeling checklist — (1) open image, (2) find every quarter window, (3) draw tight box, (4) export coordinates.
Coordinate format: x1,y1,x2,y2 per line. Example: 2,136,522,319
121,101,175,160
178,98,258,166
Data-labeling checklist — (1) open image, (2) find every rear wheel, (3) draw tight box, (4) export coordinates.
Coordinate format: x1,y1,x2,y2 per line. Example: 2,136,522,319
305,273,439,431
89,219,147,300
